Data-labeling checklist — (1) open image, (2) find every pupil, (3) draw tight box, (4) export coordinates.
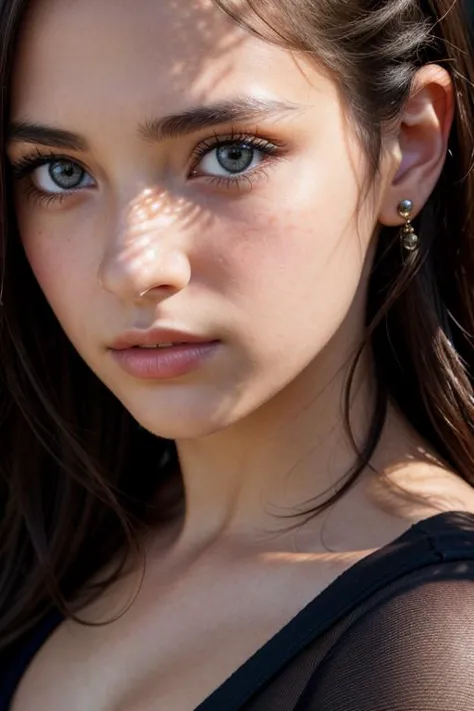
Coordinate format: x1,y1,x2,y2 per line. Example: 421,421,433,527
217,143,254,174
49,161,83,189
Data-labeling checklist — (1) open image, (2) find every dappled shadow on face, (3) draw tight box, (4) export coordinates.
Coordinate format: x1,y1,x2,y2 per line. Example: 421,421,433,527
126,187,201,232
115,0,244,257
121,185,214,256
99,183,217,298
143,0,245,105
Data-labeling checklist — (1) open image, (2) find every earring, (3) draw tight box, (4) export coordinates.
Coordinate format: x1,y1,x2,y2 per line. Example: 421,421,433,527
398,199,419,252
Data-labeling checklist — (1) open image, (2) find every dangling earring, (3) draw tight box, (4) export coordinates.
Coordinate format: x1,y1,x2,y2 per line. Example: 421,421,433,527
398,199,419,252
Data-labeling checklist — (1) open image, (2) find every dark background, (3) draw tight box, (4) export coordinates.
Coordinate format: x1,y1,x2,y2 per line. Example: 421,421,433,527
467,0,474,24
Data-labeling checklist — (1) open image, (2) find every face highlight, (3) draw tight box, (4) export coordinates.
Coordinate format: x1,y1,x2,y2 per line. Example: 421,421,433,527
8,0,391,439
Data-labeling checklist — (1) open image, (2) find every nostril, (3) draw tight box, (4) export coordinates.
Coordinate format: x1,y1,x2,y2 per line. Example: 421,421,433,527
139,284,178,297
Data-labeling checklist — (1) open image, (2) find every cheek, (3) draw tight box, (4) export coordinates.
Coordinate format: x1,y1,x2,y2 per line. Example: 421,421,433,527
16,206,98,334
202,192,372,361
199,129,373,355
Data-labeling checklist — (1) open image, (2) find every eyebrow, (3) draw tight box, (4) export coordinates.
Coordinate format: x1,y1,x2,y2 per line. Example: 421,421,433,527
7,122,88,151
139,97,299,142
8,97,298,151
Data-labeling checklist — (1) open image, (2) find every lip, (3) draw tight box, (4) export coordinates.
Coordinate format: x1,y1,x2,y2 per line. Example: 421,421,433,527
110,328,214,350
109,328,220,379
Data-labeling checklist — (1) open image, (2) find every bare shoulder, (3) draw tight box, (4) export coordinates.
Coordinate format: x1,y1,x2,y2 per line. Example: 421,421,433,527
318,456,474,554
354,410,474,527
376,460,474,516
366,459,474,534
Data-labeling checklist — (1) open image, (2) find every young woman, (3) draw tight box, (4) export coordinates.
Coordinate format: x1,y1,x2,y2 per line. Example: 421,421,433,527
1,0,474,708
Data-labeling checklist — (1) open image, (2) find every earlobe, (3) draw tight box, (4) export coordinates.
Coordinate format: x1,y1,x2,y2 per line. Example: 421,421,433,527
378,64,454,227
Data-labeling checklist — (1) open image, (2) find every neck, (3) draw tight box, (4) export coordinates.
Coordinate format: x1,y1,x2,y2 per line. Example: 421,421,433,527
172,341,378,552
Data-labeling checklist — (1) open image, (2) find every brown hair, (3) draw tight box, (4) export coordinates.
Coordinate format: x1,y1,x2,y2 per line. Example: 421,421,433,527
0,0,474,653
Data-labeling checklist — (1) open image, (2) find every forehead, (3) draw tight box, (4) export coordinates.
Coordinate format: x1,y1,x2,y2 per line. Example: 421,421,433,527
11,0,323,125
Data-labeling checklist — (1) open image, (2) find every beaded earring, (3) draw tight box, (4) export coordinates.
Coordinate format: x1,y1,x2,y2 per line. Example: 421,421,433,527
398,199,419,252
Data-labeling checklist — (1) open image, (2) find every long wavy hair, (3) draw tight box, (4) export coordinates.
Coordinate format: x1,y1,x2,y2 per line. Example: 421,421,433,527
0,0,473,653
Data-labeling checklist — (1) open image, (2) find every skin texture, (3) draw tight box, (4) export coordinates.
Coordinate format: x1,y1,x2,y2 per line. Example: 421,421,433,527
7,0,474,709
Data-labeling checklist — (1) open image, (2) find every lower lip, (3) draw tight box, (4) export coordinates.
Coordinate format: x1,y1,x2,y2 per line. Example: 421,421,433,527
110,342,220,379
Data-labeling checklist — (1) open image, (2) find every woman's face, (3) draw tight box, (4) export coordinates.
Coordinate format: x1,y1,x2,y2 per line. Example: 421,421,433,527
8,0,396,438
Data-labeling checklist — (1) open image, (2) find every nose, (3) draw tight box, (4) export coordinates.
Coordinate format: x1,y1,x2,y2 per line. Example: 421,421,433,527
98,189,192,301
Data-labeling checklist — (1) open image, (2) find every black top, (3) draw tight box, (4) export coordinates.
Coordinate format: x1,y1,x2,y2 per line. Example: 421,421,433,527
2,510,474,710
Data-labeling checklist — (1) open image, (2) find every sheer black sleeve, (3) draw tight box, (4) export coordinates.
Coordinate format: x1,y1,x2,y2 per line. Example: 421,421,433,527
297,561,474,710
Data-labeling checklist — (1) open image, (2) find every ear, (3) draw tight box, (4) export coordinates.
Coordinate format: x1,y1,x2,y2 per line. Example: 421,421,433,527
378,64,454,226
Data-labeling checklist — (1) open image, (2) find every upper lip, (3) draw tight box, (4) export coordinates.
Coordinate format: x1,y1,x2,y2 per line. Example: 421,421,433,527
110,328,216,350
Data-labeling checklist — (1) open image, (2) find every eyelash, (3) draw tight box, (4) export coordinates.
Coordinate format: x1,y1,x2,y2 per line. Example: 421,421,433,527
10,148,87,207
189,131,284,190
9,131,285,207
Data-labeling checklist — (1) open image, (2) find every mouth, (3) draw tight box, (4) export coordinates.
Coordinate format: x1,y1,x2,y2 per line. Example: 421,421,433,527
133,342,186,349
109,337,221,379
110,328,216,351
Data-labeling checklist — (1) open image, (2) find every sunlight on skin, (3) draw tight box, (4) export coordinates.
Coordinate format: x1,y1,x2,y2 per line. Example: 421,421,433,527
103,187,200,295
128,188,191,225
8,0,459,549
5,2,472,709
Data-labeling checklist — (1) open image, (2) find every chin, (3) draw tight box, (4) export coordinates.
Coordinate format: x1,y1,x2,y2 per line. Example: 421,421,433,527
112,377,276,440
139,419,227,440
126,401,240,441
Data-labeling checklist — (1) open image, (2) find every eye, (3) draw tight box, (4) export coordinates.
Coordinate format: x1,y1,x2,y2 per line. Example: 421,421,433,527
196,141,266,178
32,159,94,193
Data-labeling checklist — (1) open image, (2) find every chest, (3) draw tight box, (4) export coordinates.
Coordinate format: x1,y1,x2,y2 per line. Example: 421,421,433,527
10,554,359,711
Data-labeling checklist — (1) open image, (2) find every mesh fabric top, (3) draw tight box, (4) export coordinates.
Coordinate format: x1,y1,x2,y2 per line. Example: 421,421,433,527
2,510,474,710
